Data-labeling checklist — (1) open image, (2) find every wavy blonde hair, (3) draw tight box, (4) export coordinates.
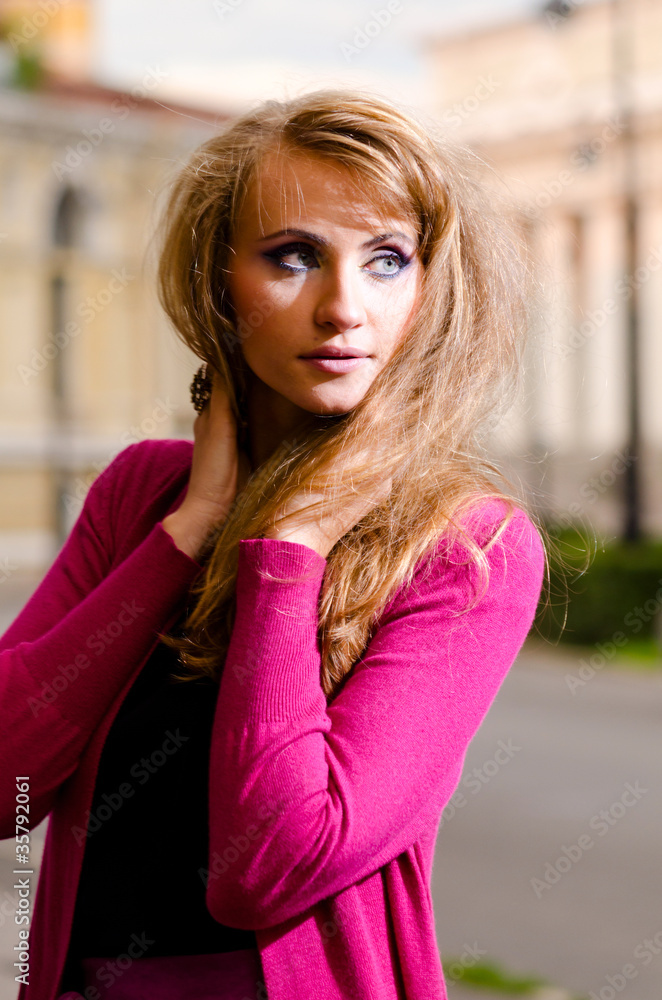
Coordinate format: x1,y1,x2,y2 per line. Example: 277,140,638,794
157,88,539,700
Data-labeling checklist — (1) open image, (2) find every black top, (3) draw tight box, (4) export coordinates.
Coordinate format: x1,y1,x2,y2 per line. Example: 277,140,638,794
61,624,256,989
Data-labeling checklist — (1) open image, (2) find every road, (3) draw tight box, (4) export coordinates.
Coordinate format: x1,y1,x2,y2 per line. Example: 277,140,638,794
434,643,662,1000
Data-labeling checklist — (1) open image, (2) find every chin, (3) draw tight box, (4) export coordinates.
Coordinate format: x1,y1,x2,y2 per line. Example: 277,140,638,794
300,394,362,417
298,381,369,416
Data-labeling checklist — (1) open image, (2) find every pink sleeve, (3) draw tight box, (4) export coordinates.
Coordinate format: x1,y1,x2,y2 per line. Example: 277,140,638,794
206,506,545,929
0,446,203,837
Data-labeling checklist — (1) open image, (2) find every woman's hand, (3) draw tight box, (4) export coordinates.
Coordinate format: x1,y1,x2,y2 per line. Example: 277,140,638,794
264,464,392,560
162,379,250,561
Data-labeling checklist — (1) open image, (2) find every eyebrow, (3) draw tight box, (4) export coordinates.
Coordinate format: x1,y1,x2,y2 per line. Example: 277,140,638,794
255,227,417,249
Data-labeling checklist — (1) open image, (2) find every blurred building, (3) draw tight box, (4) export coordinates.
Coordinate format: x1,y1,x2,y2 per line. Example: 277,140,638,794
2,0,662,577
427,0,662,537
0,0,222,571
0,0,91,81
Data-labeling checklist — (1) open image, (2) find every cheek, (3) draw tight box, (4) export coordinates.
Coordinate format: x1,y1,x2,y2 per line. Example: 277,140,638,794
377,283,420,347
229,267,265,322
231,270,300,337
232,286,300,373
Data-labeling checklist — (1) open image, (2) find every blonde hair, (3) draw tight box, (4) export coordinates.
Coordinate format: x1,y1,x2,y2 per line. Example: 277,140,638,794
157,88,540,699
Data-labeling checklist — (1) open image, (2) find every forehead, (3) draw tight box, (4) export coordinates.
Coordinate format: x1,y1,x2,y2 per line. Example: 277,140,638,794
236,149,418,241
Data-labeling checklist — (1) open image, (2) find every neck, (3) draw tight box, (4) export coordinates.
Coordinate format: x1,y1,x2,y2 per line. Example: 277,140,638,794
244,373,315,472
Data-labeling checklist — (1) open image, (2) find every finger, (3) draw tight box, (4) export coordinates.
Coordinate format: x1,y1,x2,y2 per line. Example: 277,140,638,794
208,380,236,423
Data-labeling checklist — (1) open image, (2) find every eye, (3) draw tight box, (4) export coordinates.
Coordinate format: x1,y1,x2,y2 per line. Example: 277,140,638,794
263,242,319,272
364,251,411,278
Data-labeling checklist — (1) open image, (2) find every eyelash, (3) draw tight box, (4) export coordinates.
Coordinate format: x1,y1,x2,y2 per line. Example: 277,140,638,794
263,241,412,278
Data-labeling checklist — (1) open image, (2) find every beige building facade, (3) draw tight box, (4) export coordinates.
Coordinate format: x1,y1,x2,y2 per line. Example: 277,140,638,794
0,62,220,571
427,0,662,537
2,0,661,579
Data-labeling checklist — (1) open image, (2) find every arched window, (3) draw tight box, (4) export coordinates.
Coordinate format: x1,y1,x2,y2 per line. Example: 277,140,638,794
49,187,88,416
50,186,89,544
53,186,86,248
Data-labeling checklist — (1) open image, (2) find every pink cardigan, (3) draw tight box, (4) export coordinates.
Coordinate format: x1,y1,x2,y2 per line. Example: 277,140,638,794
0,439,544,1000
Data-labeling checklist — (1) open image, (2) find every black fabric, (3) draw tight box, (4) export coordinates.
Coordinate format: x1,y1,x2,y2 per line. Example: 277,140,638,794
62,622,257,987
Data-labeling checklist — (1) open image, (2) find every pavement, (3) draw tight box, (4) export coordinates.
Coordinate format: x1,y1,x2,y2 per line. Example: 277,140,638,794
433,643,662,1000
1,576,661,999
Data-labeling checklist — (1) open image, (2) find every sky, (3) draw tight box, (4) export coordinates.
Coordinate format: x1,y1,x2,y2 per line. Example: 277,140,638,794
94,0,543,112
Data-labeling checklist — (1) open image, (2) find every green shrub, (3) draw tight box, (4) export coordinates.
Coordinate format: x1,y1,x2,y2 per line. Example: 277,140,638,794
535,528,662,648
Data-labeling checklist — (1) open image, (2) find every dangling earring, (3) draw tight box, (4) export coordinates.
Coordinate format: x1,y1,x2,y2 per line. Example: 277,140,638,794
190,363,212,413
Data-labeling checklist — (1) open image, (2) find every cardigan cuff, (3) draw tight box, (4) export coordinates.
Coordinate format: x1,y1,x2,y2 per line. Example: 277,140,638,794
221,539,328,721
154,519,206,574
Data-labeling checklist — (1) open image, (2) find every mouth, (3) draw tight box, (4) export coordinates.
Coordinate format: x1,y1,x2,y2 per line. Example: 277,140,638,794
299,346,370,360
299,356,369,373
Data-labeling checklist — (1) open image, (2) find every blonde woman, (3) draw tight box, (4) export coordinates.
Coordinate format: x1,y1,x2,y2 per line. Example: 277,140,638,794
1,91,545,1000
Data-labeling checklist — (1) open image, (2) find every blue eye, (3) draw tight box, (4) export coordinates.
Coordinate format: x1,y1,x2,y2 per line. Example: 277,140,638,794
264,242,318,272
263,242,412,278
365,252,409,278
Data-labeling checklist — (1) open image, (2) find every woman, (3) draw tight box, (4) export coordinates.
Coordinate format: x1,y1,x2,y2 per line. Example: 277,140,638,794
1,90,545,1000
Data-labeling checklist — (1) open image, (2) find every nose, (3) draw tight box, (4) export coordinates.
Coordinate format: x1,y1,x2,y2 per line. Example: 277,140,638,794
313,261,367,333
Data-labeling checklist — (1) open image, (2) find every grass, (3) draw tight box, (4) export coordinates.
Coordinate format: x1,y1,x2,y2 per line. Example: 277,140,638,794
525,635,662,673
609,637,662,666
442,957,588,998
444,957,546,992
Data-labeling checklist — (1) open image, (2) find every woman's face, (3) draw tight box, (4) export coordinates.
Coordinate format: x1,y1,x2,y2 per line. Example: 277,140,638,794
227,151,423,420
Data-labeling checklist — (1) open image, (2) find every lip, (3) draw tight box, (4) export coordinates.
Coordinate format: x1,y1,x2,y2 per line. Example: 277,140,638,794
300,357,369,373
299,346,370,359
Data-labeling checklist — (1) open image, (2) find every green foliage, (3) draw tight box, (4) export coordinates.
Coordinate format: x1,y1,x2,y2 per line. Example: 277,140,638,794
12,49,45,90
0,19,45,90
535,527,662,649
442,956,548,993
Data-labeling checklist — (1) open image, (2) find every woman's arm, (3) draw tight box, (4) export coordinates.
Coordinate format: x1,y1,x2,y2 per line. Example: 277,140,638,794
205,503,545,930
0,443,204,836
